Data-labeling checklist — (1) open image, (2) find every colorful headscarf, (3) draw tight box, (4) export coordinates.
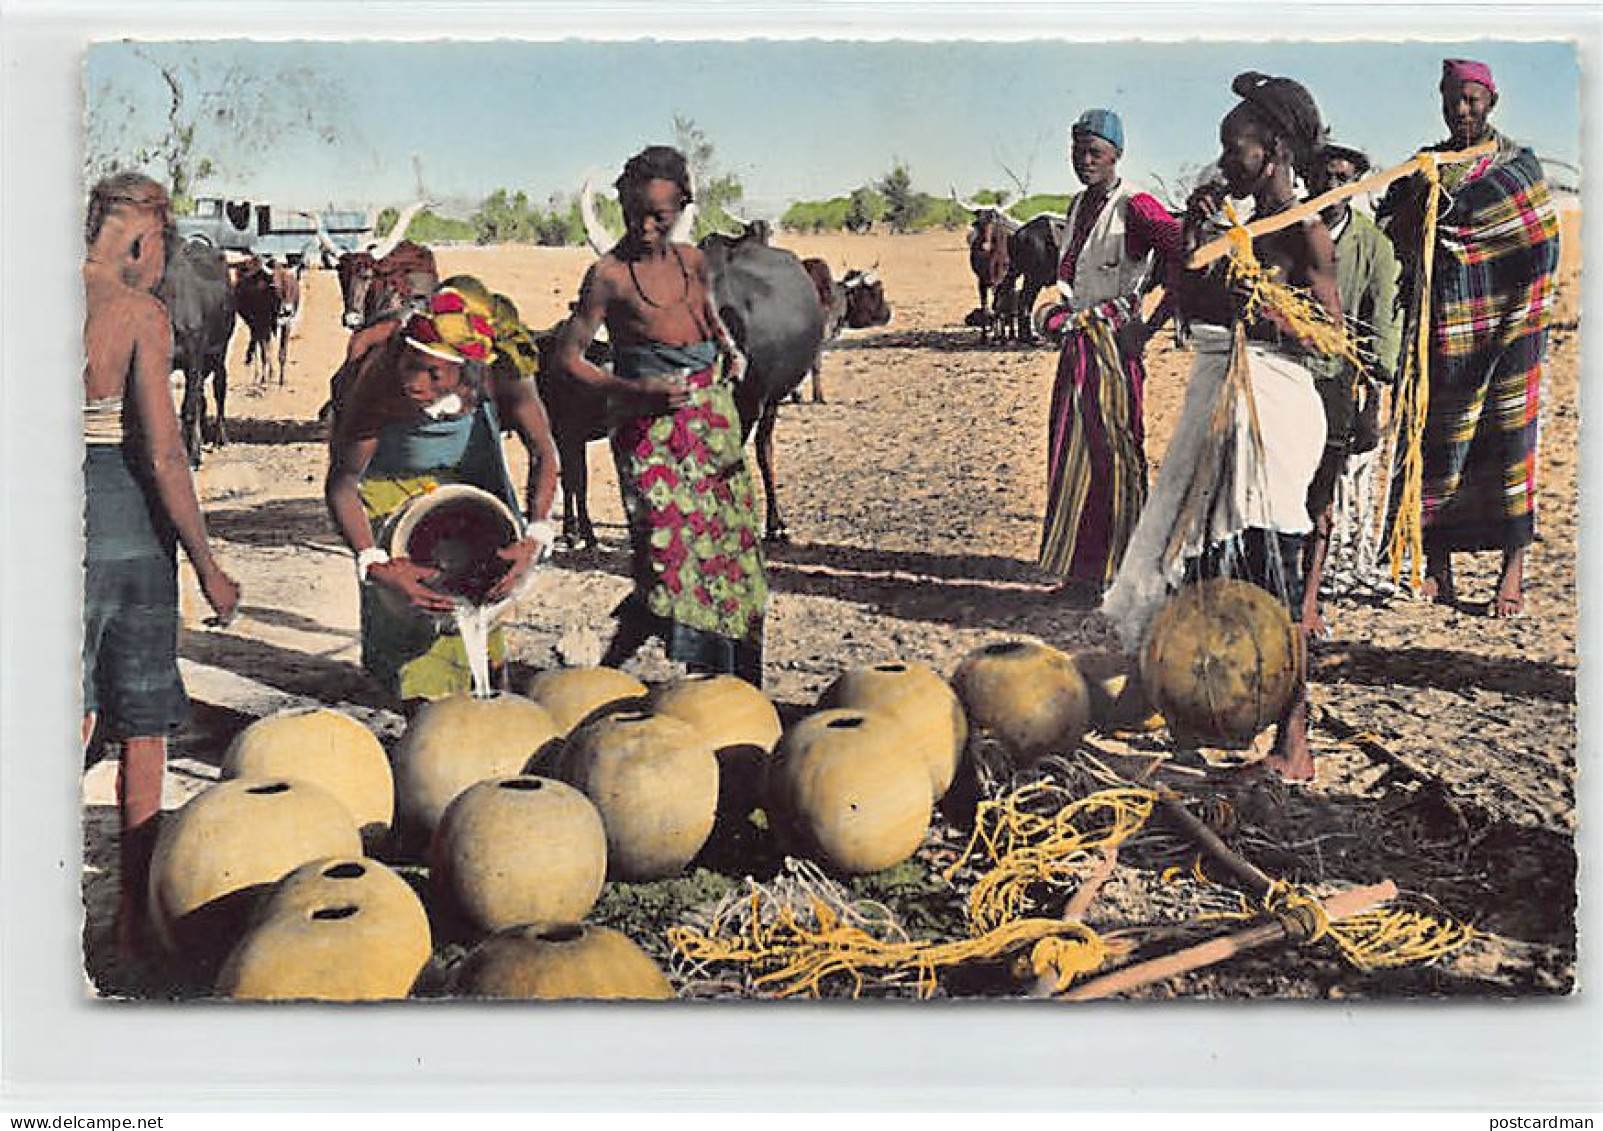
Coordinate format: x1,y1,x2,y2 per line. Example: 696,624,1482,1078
490,293,542,382
1072,108,1124,152
1441,58,1497,98
404,284,497,364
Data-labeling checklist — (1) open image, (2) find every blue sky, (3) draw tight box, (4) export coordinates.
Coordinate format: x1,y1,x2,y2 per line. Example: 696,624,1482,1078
85,38,1582,218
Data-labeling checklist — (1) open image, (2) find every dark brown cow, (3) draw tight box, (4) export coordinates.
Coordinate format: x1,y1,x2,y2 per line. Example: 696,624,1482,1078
233,255,301,386
798,257,891,403
965,206,1015,340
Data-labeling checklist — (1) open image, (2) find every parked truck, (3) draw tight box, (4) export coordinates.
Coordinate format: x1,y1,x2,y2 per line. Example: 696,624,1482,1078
175,198,373,266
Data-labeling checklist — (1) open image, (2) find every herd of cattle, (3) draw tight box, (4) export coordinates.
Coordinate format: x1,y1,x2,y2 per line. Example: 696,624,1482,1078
156,198,1065,545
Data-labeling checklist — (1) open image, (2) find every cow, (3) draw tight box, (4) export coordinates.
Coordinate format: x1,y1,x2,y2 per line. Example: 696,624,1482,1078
956,195,1068,344
232,254,299,387
158,238,236,467
555,182,827,545
995,213,1067,344
313,201,433,330
798,257,892,403
958,195,1016,341
531,316,613,550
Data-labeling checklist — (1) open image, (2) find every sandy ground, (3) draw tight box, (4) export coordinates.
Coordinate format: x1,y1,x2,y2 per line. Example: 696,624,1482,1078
81,216,1582,1000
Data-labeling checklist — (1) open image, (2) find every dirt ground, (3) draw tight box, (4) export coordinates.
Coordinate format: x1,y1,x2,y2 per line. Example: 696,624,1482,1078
80,215,1583,1000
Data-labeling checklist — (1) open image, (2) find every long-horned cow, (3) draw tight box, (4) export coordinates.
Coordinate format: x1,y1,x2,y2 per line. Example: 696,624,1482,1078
159,238,236,467
314,201,434,330
798,257,891,403
547,182,826,546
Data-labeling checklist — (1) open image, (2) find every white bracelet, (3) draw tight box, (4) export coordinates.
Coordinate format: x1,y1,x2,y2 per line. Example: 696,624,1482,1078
356,547,390,584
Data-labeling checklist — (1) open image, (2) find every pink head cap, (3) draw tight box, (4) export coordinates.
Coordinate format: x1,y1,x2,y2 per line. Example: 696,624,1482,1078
1441,58,1496,97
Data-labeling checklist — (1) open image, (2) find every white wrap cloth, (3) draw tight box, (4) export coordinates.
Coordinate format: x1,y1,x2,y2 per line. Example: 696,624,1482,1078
1101,323,1326,650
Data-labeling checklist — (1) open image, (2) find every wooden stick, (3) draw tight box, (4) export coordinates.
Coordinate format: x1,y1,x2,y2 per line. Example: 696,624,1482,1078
1027,847,1121,998
1186,140,1497,269
1057,879,1399,1001
1158,795,1274,898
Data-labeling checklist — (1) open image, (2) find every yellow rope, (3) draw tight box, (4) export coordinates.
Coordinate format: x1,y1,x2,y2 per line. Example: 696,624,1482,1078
1217,201,1366,371
942,783,1158,932
1201,877,1480,970
666,888,1111,1000
1385,153,1444,592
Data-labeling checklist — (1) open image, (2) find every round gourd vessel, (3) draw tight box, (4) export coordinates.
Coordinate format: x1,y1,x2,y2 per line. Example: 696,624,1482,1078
216,856,431,1001
820,661,968,799
649,673,782,754
1140,578,1303,749
521,667,648,736
951,640,1090,758
392,692,559,840
766,708,932,875
221,707,393,838
431,775,608,933
148,777,363,963
454,923,673,1000
556,710,719,881
1073,649,1162,734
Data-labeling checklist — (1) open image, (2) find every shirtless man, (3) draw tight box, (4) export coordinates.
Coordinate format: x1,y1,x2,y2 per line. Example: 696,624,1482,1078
82,172,241,954
555,146,769,686
1170,73,1340,782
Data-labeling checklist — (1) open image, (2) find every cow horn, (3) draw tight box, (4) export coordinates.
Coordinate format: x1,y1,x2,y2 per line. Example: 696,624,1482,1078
371,200,430,260
668,169,698,244
579,177,614,257
303,211,342,257
950,186,986,214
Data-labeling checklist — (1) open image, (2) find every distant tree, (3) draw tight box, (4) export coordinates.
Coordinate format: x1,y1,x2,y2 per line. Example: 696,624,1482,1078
877,163,916,233
844,186,885,233
672,114,748,239
85,47,347,213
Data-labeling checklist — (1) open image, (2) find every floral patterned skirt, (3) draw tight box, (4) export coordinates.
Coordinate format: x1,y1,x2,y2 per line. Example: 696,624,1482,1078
611,366,768,664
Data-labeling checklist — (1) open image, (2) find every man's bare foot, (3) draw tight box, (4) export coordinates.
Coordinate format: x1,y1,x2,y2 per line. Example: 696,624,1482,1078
1490,548,1526,618
1420,558,1456,606
1263,698,1316,783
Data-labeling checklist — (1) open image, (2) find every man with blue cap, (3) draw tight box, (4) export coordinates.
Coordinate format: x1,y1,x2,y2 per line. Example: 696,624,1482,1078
1038,107,1183,602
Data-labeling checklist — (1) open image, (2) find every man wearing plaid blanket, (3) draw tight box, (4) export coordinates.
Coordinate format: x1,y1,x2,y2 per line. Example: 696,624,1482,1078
1378,58,1562,618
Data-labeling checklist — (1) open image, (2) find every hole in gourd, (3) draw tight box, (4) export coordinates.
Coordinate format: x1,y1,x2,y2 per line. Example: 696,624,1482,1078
323,862,366,880
875,663,907,673
537,924,585,944
827,716,866,730
246,782,291,795
311,905,360,921
499,778,543,791
984,641,1027,657
614,711,652,724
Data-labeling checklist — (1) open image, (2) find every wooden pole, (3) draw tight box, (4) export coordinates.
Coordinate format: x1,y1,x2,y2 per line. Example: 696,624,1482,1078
1056,879,1399,1001
1157,795,1274,898
1027,847,1120,998
1185,141,1497,269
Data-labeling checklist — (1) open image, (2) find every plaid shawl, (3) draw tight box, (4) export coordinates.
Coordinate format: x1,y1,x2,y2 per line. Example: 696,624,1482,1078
1417,132,1561,553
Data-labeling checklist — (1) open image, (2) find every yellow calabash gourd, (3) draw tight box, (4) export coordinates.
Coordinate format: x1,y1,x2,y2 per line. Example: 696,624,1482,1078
521,667,649,736
555,710,719,881
221,707,394,838
1072,649,1163,734
951,640,1091,758
1140,578,1303,750
430,776,608,933
648,673,783,754
766,709,933,875
819,661,968,800
216,856,431,1001
392,692,559,839
148,777,363,960
453,923,673,1000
